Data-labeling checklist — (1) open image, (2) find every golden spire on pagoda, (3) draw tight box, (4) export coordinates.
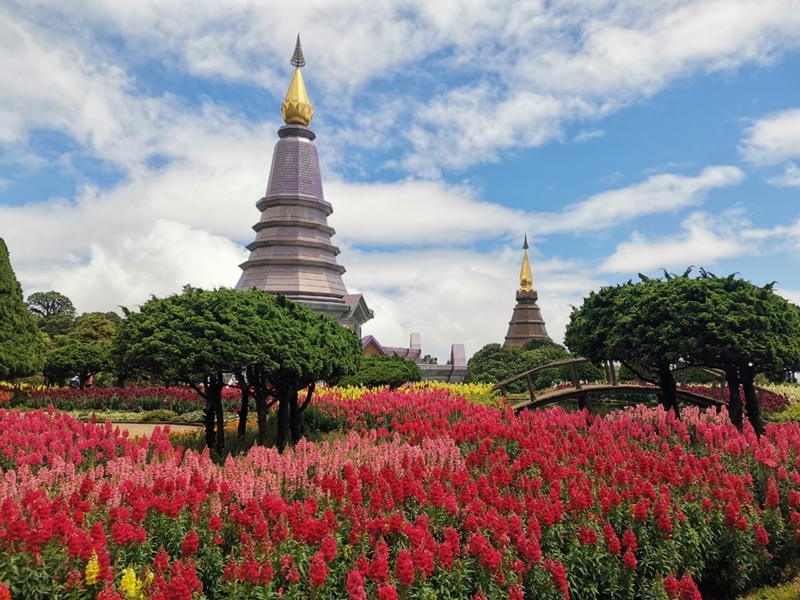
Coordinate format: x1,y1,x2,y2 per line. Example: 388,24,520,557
281,35,314,126
519,234,533,292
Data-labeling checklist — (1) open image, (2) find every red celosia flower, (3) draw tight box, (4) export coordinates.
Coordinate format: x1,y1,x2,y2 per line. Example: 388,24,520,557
765,477,781,509
377,584,399,600
578,526,598,545
678,574,702,600
221,555,238,582
663,575,680,598
368,540,390,583
153,547,170,573
346,570,367,600
395,549,415,587
755,523,770,546
309,551,329,588
621,530,638,552
321,535,337,562
208,515,221,532
181,530,199,558
508,586,524,600
622,550,637,571
97,585,124,600
544,558,569,600
603,524,621,555
0,583,10,600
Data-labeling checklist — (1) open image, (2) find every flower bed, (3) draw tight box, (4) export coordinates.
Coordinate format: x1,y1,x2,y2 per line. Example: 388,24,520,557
1,390,800,599
11,382,501,416
17,386,242,414
683,385,790,413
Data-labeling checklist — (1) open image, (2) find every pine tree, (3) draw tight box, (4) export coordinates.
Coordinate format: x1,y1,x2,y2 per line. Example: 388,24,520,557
0,238,45,380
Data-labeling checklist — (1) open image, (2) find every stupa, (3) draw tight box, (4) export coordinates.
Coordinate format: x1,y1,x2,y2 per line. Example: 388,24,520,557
236,36,373,335
503,235,550,346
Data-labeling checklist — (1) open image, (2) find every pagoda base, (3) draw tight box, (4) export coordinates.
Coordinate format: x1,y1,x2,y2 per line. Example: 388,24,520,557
504,289,550,347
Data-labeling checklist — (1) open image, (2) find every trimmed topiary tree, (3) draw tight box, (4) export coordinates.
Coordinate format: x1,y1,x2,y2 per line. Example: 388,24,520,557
339,355,422,389
0,239,46,382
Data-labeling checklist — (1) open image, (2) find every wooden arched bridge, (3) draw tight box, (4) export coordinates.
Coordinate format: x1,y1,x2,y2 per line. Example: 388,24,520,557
492,358,770,413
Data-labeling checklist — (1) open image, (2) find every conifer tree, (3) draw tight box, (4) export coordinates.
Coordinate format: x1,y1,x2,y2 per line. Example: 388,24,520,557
0,239,46,381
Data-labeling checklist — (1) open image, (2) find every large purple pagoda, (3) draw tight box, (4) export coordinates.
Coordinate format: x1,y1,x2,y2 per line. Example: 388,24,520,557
236,37,373,335
503,235,550,346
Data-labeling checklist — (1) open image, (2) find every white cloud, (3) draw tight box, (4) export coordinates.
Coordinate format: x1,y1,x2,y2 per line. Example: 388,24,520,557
6,0,800,173
327,179,528,246
741,108,800,165
574,129,605,143
329,166,745,247
768,163,800,187
600,212,750,273
343,246,604,360
533,166,745,235
776,288,800,306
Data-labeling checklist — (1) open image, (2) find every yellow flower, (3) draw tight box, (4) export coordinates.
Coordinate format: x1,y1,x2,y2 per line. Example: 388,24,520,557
119,567,143,600
85,552,100,586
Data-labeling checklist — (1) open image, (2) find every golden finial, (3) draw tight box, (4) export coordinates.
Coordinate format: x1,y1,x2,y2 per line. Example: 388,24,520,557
519,234,533,292
281,35,314,126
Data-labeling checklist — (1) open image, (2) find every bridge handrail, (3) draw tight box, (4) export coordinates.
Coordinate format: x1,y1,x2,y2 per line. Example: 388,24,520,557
492,357,589,390
671,364,775,397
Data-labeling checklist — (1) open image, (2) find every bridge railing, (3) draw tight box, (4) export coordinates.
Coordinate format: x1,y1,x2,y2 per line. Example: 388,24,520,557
492,357,771,408
672,364,771,403
492,357,612,401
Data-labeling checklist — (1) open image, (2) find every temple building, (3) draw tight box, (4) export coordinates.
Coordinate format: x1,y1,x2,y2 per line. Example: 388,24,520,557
362,333,468,383
503,235,550,346
236,37,373,336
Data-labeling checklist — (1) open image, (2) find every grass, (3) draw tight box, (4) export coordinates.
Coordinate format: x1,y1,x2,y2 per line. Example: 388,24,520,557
737,571,800,600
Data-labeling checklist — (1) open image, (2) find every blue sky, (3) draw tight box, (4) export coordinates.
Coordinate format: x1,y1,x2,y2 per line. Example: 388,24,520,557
2,0,800,360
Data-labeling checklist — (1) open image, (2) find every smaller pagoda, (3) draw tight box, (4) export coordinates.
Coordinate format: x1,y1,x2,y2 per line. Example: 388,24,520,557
503,235,550,346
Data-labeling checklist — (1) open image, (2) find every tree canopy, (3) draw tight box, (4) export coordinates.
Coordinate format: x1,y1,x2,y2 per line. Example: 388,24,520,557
565,269,800,431
114,287,362,452
26,290,76,320
239,292,362,450
44,312,122,387
26,291,77,338
668,271,800,434
114,287,258,451
0,239,46,381
568,277,690,416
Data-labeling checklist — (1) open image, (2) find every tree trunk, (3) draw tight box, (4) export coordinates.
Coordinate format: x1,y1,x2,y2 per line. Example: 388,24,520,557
201,374,225,452
289,390,302,444
238,384,249,441
276,393,290,453
204,396,215,449
255,393,268,447
214,392,225,453
742,376,763,437
726,368,743,430
657,363,680,418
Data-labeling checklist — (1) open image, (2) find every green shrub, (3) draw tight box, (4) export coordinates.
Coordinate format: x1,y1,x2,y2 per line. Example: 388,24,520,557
139,409,178,422
769,403,800,423
339,355,422,389
738,575,800,600
302,403,345,434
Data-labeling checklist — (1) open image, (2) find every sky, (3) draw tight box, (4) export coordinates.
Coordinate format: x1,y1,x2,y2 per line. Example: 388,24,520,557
1,0,800,362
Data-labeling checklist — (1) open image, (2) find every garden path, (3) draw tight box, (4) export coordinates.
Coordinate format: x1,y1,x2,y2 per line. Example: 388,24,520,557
111,422,202,438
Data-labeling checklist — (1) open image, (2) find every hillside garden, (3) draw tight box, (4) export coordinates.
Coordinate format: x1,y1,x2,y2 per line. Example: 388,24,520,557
6,239,800,598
